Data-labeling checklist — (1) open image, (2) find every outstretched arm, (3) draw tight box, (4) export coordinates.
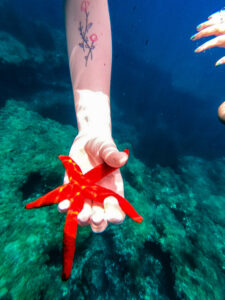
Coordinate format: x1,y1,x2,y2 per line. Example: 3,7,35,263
61,0,128,233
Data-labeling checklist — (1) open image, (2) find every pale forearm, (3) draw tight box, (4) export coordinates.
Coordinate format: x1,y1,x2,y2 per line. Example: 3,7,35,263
74,89,112,137
65,0,112,136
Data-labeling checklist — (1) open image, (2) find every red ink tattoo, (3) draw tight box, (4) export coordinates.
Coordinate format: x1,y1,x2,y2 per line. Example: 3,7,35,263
80,0,89,12
79,1,98,66
89,33,98,43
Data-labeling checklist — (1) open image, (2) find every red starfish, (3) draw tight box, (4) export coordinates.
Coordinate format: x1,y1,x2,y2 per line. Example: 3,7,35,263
25,149,143,281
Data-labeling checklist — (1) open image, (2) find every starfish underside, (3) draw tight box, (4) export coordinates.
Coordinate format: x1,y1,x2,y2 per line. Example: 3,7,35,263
25,149,143,281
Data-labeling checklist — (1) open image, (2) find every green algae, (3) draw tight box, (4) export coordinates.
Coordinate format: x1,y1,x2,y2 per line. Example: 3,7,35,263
0,100,225,299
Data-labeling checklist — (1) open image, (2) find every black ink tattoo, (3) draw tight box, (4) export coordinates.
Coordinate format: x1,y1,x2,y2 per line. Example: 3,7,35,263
79,1,98,66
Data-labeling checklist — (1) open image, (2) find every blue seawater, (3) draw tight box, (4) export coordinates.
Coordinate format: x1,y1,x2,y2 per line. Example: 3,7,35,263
0,0,225,299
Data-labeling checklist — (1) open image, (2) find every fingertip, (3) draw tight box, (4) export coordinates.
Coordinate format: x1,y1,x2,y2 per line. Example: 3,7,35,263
196,24,202,31
104,196,125,224
77,213,90,226
105,210,125,224
190,34,197,41
77,200,92,225
194,46,203,53
57,199,70,213
104,151,128,168
215,55,225,66
215,59,224,67
119,151,129,166
90,219,108,233
91,213,104,225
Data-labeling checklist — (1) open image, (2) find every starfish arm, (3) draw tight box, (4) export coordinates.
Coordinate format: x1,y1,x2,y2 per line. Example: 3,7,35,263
58,155,84,181
25,184,72,209
84,184,143,223
61,212,78,281
84,149,129,183
112,192,143,223
61,196,84,281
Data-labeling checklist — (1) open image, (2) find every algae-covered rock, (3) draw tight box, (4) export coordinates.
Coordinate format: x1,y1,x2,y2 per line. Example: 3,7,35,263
0,100,77,299
0,31,29,64
0,25,68,105
0,100,225,299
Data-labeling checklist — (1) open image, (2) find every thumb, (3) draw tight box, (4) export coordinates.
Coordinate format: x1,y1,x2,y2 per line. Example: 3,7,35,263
99,142,128,168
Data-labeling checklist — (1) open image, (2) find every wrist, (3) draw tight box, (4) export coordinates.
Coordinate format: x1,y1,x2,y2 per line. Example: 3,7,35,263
74,89,112,138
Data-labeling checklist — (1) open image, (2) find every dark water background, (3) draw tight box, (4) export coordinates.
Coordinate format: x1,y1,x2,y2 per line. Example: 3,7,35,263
1,0,225,299
5,0,225,167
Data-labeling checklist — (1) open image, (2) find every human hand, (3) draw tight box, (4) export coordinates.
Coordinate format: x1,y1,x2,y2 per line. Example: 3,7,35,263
191,9,225,66
57,133,128,233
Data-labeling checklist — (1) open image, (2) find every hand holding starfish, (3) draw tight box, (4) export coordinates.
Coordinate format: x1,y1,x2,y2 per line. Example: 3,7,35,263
58,134,129,233
25,145,143,281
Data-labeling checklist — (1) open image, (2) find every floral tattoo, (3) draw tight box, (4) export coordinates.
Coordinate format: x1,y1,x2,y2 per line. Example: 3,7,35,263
79,1,98,66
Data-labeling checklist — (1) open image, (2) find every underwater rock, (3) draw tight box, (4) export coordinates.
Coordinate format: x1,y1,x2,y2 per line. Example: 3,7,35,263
0,31,29,64
0,100,225,299
0,22,68,105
